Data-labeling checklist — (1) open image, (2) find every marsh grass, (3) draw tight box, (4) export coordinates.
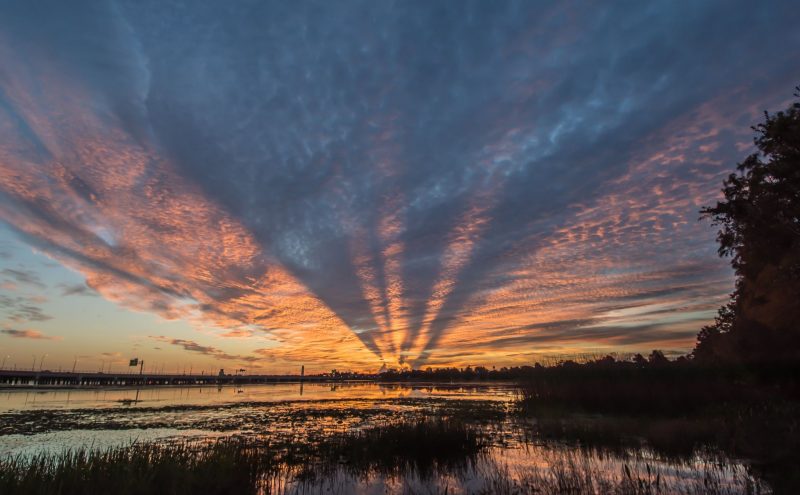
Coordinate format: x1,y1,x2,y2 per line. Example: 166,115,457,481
0,417,773,494
279,449,769,495
0,437,274,495
476,452,769,495
0,418,484,495
304,417,485,478
514,401,800,492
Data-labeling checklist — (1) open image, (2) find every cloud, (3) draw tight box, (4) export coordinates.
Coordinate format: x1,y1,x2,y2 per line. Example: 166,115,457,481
1,328,61,340
58,283,97,297
220,328,255,338
0,294,52,322
149,335,260,363
0,0,798,369
1,268,45,289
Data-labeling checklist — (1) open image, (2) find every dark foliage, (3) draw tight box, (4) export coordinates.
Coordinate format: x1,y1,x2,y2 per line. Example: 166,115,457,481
380,365,532,381
307,418,484,478
516,354,767,415
527,401,800,493
697,89,800,365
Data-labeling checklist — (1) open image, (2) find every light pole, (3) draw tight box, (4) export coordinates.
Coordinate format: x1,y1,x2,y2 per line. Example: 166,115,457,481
1,355,8,370
39,354,47,371
31,355,36,371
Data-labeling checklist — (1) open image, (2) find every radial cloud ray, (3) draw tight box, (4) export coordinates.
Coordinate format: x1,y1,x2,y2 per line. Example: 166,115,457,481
1,0,799,370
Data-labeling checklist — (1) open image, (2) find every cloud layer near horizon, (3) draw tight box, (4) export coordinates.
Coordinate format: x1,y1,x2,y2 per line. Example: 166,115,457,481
1,0,798,369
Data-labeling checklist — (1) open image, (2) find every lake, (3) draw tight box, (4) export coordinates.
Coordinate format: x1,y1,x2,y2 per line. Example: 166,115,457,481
0,382,774,494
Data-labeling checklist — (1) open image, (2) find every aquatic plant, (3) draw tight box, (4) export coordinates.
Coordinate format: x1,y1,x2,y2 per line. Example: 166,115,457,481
0,416,775,494
0,437,273,495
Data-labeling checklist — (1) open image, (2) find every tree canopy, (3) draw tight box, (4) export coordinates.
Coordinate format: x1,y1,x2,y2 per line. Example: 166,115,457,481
696,89,800,364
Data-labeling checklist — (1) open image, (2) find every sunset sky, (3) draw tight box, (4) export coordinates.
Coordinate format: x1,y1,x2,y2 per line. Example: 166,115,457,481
1,1,798,374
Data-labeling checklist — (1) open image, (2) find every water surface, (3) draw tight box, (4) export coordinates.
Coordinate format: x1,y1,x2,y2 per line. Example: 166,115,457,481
0,382,770,493
0,381,515,412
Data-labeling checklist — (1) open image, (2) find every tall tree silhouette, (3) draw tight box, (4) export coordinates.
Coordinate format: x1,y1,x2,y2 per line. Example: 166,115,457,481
696,89,800,364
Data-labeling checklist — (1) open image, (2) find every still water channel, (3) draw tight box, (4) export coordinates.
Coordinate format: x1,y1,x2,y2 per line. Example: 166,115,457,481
0,382,772,493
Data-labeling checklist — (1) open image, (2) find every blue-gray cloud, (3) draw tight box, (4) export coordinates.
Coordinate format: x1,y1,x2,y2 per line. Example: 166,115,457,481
1,268,45,289
59,283,97,297
0,294,52,322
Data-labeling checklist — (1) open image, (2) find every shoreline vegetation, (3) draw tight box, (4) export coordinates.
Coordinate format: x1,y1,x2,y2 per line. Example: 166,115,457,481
8,414,487,494
1,383,797,492
0,419,770,495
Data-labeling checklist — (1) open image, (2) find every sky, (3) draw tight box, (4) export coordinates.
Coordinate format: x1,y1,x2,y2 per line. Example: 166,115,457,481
0,0,798,374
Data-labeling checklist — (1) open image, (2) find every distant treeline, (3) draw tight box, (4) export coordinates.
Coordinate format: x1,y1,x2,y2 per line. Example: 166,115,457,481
379,351,680,381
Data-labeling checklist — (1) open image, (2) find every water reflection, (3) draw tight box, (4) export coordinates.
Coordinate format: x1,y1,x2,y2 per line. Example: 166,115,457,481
0,382,515,413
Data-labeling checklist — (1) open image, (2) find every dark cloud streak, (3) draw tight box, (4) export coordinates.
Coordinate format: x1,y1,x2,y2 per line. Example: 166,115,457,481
150,336,260,363
1,268,45,289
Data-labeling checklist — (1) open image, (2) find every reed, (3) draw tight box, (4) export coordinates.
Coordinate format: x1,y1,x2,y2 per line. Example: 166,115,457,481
0,438,274,495
476,453,768,495
0,418,485,494
311,417,484,476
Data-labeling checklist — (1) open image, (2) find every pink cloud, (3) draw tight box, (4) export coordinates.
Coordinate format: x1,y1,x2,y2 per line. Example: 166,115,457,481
1,328,61,341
